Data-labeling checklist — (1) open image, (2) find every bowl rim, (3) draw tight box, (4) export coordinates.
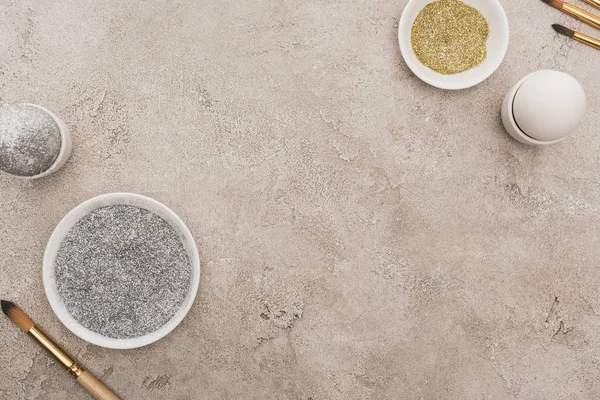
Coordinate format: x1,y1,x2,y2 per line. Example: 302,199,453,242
398,0,510,90
42,192,201,349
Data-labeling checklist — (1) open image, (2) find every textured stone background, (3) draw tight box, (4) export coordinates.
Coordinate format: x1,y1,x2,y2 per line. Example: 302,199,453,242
1,0,600,399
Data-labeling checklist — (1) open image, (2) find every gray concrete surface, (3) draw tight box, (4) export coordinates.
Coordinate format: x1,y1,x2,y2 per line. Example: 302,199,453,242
1,0,600,398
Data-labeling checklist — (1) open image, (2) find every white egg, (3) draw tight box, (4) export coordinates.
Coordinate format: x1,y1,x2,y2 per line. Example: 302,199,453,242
512,70,586,142
0,103,71,179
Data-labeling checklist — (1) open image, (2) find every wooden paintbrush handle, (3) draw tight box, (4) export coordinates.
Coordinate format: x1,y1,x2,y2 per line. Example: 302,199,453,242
77,370,121,400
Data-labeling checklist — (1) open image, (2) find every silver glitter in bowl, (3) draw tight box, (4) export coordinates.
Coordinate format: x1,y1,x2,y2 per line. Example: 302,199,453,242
0,103,62,177
54,205,193,339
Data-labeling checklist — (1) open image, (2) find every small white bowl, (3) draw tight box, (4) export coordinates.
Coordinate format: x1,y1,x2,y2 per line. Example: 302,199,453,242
43,193,200,349
398,0,509,90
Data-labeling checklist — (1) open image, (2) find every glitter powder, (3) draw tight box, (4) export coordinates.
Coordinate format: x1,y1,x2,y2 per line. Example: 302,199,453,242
54,205,192,339
411,0,489,75
0,104,62,177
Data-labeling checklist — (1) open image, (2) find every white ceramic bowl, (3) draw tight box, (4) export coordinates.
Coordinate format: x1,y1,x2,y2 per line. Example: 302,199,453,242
43,193,200,349
398,0,509,90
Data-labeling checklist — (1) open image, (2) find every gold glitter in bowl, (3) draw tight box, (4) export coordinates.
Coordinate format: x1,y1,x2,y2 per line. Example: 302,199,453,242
411,0,489,75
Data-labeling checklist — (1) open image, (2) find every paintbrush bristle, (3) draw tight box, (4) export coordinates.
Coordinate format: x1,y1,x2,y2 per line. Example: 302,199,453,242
553,24,575,37
542,0,565,9
1,300,34,332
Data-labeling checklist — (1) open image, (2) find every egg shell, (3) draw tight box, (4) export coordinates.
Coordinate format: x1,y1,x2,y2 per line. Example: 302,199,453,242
513,70,586,142
0,103,71,179
0,104,61,177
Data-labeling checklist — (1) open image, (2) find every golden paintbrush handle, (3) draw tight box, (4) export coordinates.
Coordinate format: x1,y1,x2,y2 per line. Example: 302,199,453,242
77,371,122,400
580,0,600,11
563,3,600,30
574,31,600,48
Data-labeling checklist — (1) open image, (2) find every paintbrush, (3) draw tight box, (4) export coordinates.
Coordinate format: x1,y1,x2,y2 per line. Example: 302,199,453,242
580,0,600,11
553,23,600,49
543,0,600,30
1,300,121,400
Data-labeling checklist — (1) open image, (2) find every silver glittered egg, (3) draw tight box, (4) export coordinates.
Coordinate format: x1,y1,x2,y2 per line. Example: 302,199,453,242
0,103,71,178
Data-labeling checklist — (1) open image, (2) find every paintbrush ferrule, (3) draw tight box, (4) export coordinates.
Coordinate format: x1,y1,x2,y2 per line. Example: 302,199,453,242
28,326,82,377
562,3,600,30
574,31,600,49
